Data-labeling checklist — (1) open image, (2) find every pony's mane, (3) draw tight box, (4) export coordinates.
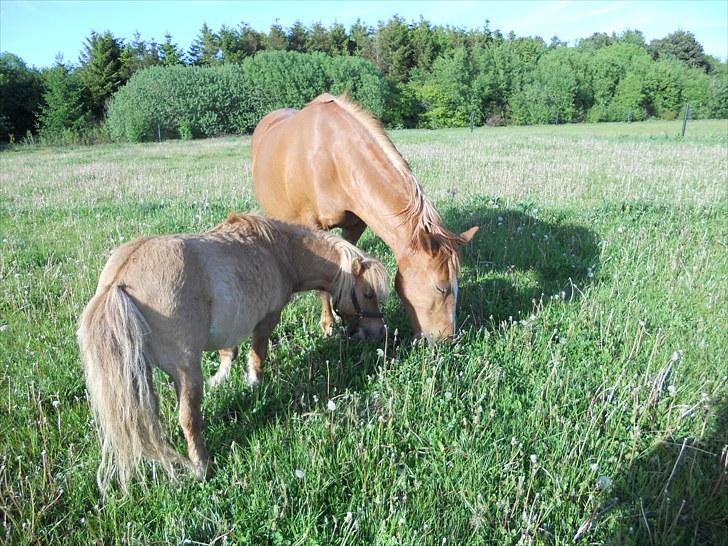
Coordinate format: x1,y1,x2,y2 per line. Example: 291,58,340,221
211,212,276,243
212,211,388,305
311,93,464,272
318,230,389,308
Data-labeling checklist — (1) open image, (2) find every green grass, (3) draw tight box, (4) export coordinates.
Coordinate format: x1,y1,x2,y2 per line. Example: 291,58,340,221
1,119,726,545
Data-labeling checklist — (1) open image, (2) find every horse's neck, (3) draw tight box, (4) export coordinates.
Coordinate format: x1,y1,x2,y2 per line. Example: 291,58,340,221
285,232,341,293
344,161,420,259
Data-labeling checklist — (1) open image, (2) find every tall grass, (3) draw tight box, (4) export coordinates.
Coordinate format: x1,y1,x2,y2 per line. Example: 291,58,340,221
0,119,726,544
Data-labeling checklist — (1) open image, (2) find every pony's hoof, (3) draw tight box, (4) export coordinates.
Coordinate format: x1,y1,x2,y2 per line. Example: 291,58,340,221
208,370,230,388
320,320,335,337
246,370,262,388
191,459,212,480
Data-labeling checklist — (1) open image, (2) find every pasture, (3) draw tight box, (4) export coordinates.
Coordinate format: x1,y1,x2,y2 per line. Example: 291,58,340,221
1,119,726,545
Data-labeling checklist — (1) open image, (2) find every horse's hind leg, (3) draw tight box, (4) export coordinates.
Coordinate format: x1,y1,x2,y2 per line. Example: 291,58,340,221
247,311,281,387
208,347,239,387
173,361,211,480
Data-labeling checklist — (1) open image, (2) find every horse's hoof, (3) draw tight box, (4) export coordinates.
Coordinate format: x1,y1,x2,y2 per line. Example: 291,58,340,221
320,321,334,337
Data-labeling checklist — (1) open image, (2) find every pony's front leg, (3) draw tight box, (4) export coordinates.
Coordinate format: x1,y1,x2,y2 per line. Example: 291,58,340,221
247,311,281,387
319,291,337,336
175,363,211,480
208,347,239,387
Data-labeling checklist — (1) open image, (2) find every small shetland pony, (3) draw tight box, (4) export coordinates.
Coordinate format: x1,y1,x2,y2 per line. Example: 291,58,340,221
78,213,388,496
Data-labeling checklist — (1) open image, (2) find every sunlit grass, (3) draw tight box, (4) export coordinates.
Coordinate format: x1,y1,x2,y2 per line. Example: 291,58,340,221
1,119,726,545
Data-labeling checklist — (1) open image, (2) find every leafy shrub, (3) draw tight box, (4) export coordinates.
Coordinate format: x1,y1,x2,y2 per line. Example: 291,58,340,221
106,52,389,142
105,65,265,142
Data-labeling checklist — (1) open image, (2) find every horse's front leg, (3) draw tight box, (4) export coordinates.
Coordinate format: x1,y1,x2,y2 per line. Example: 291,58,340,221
247,311,281,387
174,361,211,480
319,291,337,336
208,347,239,387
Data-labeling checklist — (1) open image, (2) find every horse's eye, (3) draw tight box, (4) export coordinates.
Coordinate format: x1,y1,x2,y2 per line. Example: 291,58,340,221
435,284,450,296
364,291,375,300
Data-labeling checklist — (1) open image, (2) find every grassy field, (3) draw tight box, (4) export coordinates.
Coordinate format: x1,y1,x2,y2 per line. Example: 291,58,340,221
1,119,726,545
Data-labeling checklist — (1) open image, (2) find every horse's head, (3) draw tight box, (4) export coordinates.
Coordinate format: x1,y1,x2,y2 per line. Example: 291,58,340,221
333,256,389,342
395,226,478,342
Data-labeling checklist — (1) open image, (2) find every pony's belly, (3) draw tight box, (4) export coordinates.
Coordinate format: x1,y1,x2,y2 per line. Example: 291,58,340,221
205,313,257,351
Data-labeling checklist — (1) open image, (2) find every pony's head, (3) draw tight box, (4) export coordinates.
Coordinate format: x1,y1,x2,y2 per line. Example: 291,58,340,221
330,255,389,341
395,226,479,342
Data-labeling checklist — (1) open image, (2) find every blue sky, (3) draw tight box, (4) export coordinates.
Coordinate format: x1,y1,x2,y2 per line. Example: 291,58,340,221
1,0,726,68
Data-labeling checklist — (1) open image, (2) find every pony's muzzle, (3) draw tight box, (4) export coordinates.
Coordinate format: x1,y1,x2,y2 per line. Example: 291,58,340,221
347,321,385,342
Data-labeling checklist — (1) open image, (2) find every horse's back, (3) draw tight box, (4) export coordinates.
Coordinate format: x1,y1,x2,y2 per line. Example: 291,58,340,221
251,97,357,228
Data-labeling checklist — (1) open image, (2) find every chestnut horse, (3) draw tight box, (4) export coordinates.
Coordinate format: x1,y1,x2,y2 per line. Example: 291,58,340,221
252,93,478,341
78,213,388,495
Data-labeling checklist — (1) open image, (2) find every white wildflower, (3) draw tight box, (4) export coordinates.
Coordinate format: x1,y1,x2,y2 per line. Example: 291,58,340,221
0,325,7,332
596,476,612,490
530,454,537,465
51,400,60,409
327,399,336,412
294,469,305,479
376,348,384,358
667,385,676,397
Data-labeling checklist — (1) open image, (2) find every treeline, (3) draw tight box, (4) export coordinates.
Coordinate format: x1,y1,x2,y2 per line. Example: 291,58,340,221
1,18,727,143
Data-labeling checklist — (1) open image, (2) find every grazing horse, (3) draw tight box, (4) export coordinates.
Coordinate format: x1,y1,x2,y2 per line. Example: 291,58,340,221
78,213,388,495
252,93,478,341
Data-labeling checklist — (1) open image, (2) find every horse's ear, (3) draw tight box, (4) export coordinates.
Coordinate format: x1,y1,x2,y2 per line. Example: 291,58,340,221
459,226,479,245
351,256,364,277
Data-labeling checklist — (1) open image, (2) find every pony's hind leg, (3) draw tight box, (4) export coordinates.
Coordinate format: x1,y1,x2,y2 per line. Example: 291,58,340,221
173,361,211,480
208,347,239,387
247,311,281,387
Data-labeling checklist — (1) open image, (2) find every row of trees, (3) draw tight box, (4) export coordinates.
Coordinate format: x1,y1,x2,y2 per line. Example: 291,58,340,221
1,18,727,143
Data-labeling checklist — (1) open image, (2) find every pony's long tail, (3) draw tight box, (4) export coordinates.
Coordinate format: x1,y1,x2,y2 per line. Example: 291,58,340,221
78,285,179,496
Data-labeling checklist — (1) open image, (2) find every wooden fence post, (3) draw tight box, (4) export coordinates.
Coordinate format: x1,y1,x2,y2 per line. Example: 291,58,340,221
681,103,689,138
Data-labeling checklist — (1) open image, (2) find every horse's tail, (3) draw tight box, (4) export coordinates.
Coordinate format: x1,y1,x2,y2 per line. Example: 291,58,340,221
78,284,179,496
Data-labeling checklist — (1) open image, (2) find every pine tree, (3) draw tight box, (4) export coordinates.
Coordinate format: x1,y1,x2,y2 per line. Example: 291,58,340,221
160,32,185,66
288,21,309,52
265,21,288,50
78,30,123,120
39,59,90,136
189,23,220,65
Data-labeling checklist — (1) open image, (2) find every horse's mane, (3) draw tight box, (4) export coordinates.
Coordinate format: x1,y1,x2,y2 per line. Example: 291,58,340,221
318,231,389,307
310,94,464,272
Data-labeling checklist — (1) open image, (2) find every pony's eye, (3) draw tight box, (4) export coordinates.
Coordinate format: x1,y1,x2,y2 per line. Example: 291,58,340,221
435,284,450,296
364,291,375,300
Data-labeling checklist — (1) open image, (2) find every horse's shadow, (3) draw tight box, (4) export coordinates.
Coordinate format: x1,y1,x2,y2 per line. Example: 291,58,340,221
444,198,599,330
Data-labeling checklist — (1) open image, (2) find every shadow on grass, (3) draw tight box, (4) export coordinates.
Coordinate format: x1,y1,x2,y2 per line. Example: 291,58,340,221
203,329,381,453
606,397,727,545
441,197,600,331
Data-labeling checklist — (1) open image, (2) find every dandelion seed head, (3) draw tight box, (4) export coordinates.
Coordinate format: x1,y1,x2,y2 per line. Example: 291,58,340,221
327,399,336,412
596,476,612,490
294,469,305,479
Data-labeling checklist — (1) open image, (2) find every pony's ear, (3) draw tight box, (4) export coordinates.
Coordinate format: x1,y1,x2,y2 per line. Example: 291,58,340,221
459,226,479,245
351,256,364,277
